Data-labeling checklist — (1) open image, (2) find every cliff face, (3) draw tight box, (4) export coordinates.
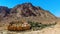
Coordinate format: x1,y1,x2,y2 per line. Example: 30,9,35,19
0,3,57,24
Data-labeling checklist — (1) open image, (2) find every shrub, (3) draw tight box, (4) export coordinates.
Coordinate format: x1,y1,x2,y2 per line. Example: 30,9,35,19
28,21,57,31
8,21,31,31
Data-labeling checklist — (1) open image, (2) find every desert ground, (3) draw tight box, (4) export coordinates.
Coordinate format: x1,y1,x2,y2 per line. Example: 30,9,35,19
0,19,60,34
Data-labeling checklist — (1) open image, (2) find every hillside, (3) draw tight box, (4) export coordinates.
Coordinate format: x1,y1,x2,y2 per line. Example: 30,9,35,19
0,3,57,24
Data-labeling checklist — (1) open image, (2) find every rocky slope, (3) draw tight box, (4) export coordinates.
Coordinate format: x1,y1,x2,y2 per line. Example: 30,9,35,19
10,3,56,19
0,3,57,24
0,6,10,17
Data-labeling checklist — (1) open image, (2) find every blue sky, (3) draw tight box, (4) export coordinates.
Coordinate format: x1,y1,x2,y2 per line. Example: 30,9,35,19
0,0,60,17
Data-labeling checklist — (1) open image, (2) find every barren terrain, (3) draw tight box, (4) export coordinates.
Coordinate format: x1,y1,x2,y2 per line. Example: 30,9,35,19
0,19,59,34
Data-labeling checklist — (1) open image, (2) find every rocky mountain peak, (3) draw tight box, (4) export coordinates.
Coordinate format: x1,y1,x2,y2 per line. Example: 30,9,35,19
0,3,57,24
10,3,44,17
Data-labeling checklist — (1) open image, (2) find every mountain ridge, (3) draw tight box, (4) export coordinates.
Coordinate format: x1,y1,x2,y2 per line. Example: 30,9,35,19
0,3,57,24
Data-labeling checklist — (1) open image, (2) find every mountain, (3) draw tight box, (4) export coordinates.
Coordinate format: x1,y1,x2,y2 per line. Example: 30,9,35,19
0,6,11,17
10,3,56,19
0,3,57,24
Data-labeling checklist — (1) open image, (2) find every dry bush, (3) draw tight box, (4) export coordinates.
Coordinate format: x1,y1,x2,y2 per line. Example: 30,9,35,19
7,20,31,31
